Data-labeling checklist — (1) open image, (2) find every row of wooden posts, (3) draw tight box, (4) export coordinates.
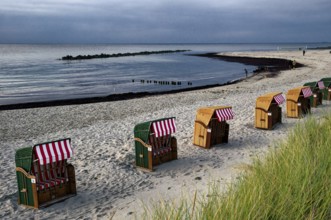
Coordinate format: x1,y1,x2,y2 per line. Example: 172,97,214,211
14,79,331,208
133,79,193,86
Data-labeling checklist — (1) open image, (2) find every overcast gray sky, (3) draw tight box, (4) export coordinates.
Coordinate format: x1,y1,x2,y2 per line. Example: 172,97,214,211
0,0,330,44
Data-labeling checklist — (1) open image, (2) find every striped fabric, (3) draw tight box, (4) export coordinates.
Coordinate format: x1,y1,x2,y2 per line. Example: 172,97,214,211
215,108,234,122
273,94,285,105
152,118,176,138
302,87,313,98
32,139,71,191
318,81,325,89
34,139,73,165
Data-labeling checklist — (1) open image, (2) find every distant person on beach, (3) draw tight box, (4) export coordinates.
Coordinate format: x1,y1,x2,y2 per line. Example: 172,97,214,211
245,68,248,78
303,50,306,56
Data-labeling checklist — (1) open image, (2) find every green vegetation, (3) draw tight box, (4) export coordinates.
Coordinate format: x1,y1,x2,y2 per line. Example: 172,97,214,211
145,113,331,219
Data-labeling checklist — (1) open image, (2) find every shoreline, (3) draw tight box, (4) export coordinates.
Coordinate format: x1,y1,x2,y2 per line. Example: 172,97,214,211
0,54,299,111
0,81,241,111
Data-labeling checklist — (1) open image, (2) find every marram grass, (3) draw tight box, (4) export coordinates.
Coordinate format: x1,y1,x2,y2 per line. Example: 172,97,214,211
145,113,331,220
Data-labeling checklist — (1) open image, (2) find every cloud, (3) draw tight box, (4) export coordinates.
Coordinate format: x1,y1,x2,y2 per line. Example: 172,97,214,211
0,0,330,43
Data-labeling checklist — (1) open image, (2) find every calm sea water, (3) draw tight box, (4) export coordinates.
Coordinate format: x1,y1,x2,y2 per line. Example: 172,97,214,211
0,43,329,105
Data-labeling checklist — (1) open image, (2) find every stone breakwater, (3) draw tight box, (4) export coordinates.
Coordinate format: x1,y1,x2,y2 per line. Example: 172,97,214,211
60,50,191,60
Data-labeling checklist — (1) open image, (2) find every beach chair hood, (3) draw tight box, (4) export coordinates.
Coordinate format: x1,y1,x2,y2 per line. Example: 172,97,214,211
287,86,312,102
134,117,176,144
304,81,325,90
33,139,73,165
15,139,73,172
256,92,285,112
320,78,331,87
195,106,234,127
304,81,318,89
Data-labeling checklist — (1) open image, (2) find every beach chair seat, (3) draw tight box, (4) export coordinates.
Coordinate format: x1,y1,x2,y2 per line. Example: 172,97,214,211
152,146,172,157
149,134,173,157
32,161,68,191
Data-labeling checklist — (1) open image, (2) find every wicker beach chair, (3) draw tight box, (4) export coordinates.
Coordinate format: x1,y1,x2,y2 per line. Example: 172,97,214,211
255,92,285,129
15,138,76,208
134,118,177,171
303,81,325,107
193,106,234,148
320,78,331,100
286,86,312,118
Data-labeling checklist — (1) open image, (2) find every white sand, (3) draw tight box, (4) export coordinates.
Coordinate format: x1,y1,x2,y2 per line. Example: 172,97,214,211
1,50,330,219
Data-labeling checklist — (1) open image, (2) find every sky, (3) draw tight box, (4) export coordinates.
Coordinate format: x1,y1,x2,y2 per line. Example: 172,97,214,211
0,0,330,44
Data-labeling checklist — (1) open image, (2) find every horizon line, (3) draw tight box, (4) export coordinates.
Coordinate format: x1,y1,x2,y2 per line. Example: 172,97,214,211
1,42,331,45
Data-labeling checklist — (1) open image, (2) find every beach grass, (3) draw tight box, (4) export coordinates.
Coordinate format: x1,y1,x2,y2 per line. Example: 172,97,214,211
144,112,331,219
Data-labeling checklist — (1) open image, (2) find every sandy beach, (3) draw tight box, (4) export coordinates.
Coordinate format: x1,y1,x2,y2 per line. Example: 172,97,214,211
1,50,330,219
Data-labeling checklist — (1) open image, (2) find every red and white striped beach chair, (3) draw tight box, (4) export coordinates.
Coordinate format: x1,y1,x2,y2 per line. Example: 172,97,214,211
15,138,77,208
134,118,178,171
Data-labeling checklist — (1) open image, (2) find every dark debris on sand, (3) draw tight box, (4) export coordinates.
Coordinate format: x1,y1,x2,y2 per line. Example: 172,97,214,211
193,53,304,73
